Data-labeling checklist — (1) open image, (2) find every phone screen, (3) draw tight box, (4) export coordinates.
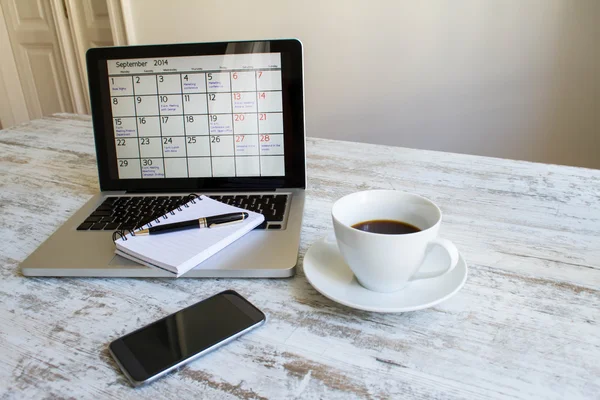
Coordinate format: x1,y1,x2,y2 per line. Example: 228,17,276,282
109,290,265,384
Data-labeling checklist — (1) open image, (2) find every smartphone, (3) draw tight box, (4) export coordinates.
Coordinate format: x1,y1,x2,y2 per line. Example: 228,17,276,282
108,290,265,386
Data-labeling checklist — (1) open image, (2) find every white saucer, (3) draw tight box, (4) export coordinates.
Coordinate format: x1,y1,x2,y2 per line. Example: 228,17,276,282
303,236,468,313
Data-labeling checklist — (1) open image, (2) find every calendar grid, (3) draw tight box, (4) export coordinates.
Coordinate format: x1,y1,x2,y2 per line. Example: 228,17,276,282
131,75,143,177
110,56,285,179
228,71,237,177
205,72,214,177
255,70,261,176
179,74,190,177
156,74,166,177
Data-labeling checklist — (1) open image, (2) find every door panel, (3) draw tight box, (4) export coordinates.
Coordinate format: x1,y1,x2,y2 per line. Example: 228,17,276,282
0,3,29,127
2,0,73,117
25,44,68,114
14,0,45,23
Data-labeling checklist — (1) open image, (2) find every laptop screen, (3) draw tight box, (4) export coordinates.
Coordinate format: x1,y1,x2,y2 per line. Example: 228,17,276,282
87,40,305,191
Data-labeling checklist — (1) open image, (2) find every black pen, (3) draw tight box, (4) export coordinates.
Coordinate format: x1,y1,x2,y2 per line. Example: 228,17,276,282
135,212,249,235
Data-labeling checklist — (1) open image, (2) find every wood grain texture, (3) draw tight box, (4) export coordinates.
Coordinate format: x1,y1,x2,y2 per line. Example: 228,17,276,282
1,114,598,399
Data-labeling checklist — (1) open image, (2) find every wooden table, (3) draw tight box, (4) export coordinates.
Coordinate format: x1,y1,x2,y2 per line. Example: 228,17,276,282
1,114,599,399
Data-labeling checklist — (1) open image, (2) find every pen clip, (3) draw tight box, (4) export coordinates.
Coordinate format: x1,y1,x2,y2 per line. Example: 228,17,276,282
208,219,244,228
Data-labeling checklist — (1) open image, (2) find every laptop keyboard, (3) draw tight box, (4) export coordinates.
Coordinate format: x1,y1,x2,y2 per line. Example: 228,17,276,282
76,194,288,232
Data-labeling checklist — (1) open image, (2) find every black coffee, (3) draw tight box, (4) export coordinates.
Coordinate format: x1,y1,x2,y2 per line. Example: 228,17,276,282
351,219,421,235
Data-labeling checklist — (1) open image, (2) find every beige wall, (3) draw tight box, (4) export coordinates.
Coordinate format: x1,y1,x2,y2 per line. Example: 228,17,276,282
121,0,600,169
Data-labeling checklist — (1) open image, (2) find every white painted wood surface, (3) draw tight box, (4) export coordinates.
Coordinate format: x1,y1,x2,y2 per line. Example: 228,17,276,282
1,114,599,399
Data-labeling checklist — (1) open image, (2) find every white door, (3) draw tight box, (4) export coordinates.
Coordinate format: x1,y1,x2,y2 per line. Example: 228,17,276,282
64,0,114,112
0,3,29,126
1,0,74,118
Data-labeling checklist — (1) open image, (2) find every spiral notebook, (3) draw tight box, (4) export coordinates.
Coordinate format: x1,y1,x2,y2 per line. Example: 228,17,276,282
113,195,264,277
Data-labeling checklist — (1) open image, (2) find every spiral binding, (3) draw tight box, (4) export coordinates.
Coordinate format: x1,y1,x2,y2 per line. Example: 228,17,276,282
112,193,202,242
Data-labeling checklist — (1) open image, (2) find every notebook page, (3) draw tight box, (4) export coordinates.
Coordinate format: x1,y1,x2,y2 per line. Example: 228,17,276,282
114,196,264,275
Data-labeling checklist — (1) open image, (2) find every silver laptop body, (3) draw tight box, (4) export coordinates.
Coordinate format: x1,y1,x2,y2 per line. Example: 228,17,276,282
20,39,306,278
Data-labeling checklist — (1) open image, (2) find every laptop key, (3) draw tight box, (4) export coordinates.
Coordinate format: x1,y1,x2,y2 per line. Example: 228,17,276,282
104,223,120,230
77,222,93,230
273,210,285,221
90,223,106,230
112,212,126,220
85,216,101,223
271,205,286,221
113,197,129,205
91,210,111,216
273,200,286,211
268,224,282,230
273,195,287,204
264,210,279,222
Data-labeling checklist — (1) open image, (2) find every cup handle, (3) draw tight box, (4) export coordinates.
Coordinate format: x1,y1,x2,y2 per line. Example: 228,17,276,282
410,238,459,281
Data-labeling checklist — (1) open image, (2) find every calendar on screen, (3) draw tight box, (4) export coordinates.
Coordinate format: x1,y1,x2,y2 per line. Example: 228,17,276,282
107,53,284,179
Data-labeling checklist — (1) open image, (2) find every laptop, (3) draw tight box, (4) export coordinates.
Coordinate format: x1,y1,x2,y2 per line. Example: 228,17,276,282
20,39,306,278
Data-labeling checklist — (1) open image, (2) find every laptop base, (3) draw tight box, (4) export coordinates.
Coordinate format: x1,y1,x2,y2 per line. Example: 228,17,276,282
20,190,304,278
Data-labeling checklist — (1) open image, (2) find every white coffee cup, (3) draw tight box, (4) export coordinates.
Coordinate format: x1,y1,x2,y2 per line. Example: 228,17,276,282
331,190,459,293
